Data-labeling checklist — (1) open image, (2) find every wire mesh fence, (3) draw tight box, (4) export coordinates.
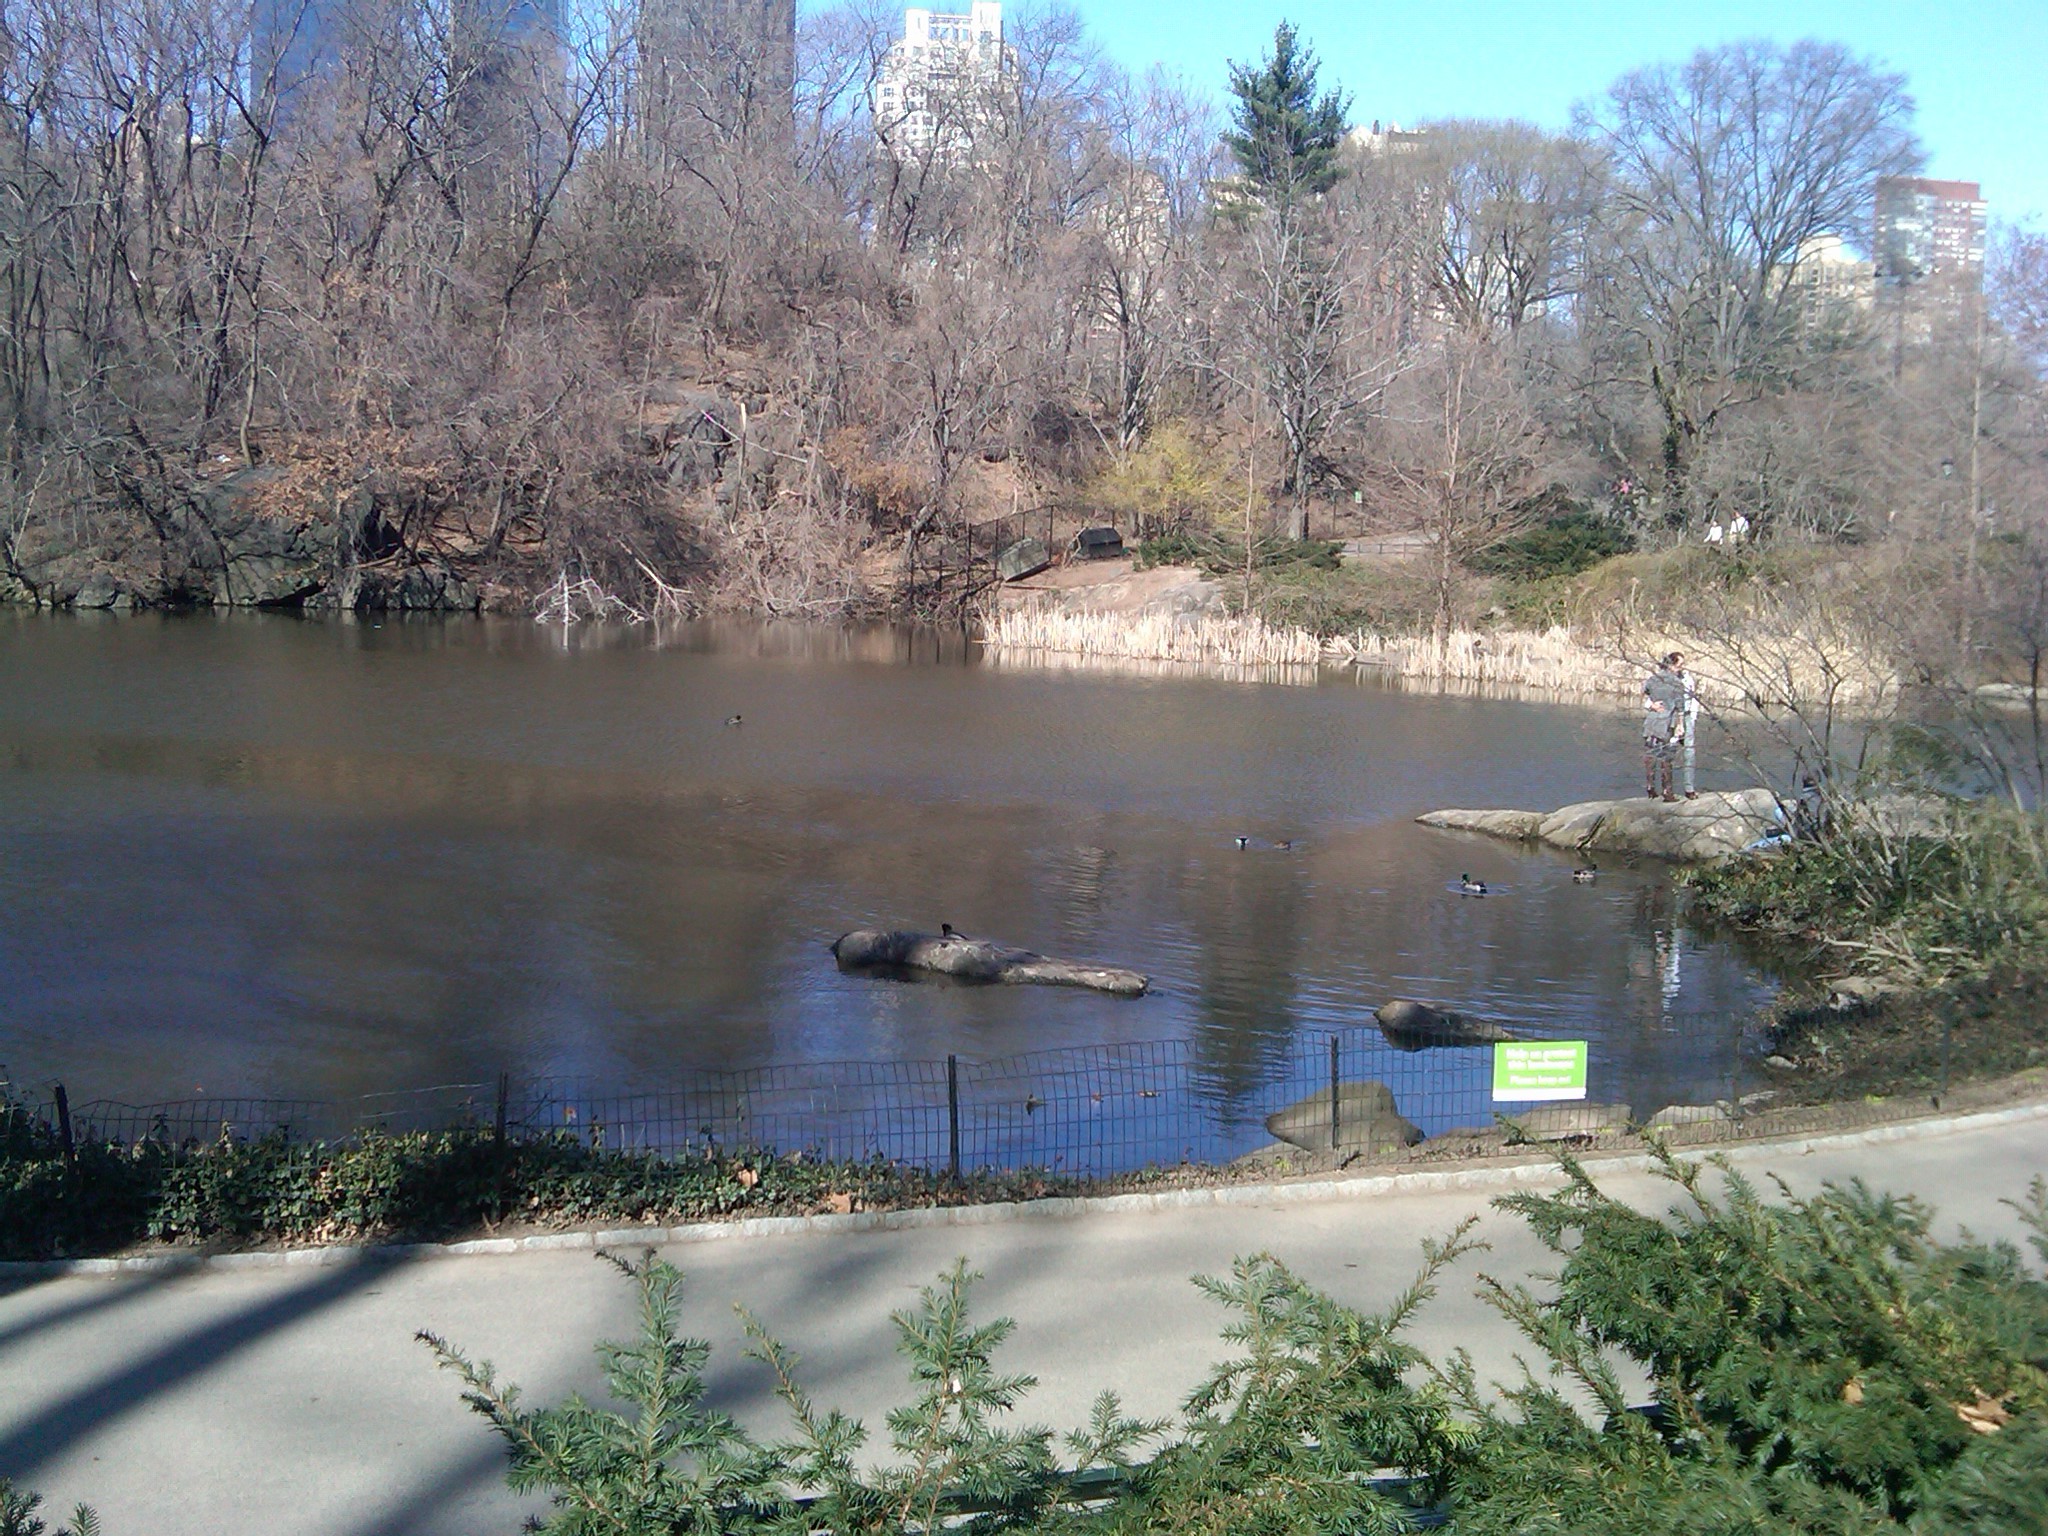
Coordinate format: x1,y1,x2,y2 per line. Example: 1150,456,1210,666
6,1004,2003,1181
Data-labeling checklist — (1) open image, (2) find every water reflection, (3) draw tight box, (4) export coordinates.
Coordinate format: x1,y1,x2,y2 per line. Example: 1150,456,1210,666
0,612,1781,1138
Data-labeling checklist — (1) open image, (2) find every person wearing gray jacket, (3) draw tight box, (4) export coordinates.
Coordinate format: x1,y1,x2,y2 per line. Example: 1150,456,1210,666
1641,658,1685,801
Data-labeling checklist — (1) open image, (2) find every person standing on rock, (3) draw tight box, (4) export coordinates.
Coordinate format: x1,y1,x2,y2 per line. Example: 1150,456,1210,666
1641,658,1683,801
1668,652,1701,799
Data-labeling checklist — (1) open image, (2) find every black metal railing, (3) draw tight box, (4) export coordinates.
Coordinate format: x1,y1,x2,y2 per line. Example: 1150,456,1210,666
6,1006,1988,1181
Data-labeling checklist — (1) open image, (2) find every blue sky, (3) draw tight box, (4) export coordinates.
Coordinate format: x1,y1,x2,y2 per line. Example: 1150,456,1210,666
1060,0,2048,225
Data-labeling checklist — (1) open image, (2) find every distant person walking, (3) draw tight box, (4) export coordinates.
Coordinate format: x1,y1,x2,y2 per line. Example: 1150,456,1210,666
1728,511,1751,544
1668,651,1701,798
1641,657,1684,801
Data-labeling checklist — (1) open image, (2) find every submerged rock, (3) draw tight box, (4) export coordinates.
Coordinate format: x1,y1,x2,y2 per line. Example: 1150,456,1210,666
830,928,1147,997
1374,998,1519,1051
1264,1080,1423,1154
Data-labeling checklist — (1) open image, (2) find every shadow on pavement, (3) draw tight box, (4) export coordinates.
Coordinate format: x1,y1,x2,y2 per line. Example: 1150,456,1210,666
0,1272,178,1355
0,1256,411,1478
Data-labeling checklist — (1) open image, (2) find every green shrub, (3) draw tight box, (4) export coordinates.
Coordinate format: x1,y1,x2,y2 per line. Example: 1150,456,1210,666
1444,1156,2048,1534
1133,527,1342,577
0,1094,1074,1261
1684,804,2048,983
0,1481,98,1536
427,1159,2048,1535
1468,511,1634,581
1250,562,1439,638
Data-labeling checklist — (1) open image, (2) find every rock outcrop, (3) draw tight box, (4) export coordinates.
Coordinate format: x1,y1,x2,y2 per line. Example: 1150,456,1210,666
830,928,1148,997
2,465,483,613
1264,1080,1424,1155
1419,789,1780,862
1374,998,1518,1051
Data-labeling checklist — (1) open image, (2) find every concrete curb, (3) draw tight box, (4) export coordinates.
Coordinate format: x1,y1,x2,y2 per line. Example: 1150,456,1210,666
10,1098,2048,1282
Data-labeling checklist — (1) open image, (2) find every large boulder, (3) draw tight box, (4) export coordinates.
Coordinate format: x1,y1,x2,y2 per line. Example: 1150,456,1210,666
1557,790,1780,860
1420,789,1779,862
1374,999,1518,1051
1264,1080,1423,1155
185,466,342,606
71,572,126,610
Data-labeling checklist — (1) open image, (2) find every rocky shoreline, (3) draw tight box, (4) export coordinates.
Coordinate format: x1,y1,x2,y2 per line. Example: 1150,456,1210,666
1,465,492,614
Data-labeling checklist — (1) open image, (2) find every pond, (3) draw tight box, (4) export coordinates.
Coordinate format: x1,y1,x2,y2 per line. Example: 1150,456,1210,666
0,611,1781,1167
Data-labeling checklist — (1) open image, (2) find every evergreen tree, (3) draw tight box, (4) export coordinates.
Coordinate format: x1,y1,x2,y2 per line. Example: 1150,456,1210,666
1223,23,1350,204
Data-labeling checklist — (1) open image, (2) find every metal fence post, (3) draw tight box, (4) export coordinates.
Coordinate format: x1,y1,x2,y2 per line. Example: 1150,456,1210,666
947,1054,961,1181
494,1072,510,1146
1328,1036,1341,1152
53,1083,75,1164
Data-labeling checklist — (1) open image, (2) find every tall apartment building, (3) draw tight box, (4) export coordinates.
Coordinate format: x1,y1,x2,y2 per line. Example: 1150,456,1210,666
872,3,1010,160
636,0,798,142
1873,176,1987,286
252,0,346,88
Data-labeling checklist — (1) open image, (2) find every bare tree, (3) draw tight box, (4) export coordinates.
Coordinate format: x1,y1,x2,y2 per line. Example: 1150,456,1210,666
1409,119,1595,334
1578,40,1919,516
1375,332,1547,645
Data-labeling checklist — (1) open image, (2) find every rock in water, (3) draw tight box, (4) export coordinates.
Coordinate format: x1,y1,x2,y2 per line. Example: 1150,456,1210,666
1419,790,1780,862
1374,999,1519,1051
830,929,1147,998
1265,1081,1423,1154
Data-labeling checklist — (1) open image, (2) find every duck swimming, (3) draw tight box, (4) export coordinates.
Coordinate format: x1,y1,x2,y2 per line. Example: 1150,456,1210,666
1458,874,1488,896
1572,865,1598,883
1234,836,1250,850
724,714,743,727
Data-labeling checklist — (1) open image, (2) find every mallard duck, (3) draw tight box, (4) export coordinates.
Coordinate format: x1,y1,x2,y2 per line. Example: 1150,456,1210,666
724,713,743,727
1572,865,1598,883
1234,836,1250,850
1458,874,1488,896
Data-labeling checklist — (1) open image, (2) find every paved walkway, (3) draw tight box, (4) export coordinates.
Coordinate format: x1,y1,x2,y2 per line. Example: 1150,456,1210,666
5,1109,2046,1536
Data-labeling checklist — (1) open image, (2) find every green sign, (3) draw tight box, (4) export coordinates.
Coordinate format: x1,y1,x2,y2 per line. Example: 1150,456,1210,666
1493,1041,1588,1103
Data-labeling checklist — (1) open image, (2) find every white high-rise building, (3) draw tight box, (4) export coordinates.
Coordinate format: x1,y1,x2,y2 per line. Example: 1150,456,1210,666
1790,234,1876,317
872,3,1009,160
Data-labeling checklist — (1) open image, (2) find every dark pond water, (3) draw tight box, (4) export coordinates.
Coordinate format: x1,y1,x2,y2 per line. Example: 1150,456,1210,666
0,611,1780,1167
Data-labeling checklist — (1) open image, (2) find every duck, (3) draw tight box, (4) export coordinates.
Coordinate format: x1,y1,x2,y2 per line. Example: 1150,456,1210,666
1458,874,1488,896
941,923,960,939
1572,865,1598,883
724,713,743,727
1275,839,1294,852
1234,836,1251,850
